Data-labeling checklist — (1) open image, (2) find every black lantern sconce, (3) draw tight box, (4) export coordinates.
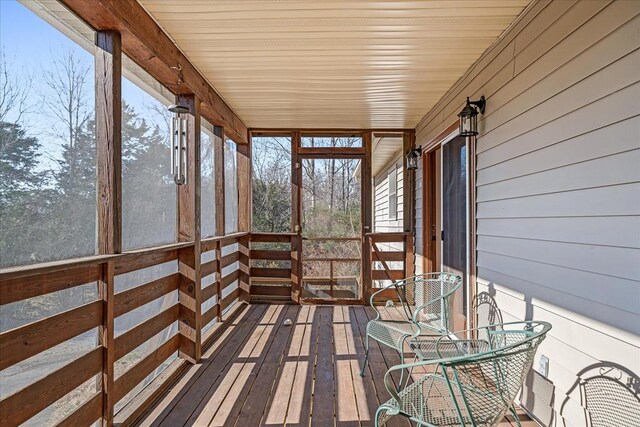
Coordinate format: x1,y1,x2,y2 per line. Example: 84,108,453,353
169,104,190,185
457,96,486,137
406,146,422,171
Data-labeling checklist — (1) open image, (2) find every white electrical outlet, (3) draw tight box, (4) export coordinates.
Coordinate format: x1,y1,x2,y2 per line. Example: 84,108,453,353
537,355,549,378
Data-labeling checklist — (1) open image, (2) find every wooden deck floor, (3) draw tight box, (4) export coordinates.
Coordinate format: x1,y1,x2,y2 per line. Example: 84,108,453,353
135,304,537,427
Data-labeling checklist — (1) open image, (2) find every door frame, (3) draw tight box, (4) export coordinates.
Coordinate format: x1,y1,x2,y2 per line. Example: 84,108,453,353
422,121,477,331
292,131,372,305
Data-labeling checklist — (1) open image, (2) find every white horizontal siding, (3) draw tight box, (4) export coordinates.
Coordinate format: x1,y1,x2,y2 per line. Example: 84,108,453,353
373,160,403,233
415,1,640,425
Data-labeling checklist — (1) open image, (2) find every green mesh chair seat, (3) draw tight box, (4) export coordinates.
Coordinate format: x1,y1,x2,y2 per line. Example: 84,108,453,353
410,338,491,361
376,374,497,426
361,272,462,383
376,321,552,427
366,320,421,351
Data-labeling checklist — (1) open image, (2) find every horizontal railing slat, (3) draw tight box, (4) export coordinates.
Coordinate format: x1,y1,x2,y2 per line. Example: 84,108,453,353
250,233,293,243
0,300,103,371
202,303,219,327
250,267,291,279
200,232,249,252
0,347,102,426
201,260,218,278
222,270,241,289
0,264,101,306
366,232,409,242
372,251,405,262
250,285,291,297
114,334,180,403
221,288,240,311
114,305,180,360
113,241,194,276
371,270,405,281
202,284,217,303
114,274,180,318
220,252,240,268
0,254,116,282
249,250,291,260
55,392,102,427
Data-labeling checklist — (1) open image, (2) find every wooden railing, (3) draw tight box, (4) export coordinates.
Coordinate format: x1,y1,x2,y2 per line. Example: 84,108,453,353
0,230,413,426
0,232,249,427
366,232,414,301
249,233,296,302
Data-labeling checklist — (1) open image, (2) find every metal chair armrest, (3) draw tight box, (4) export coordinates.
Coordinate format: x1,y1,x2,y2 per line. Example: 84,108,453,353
369,279,407,320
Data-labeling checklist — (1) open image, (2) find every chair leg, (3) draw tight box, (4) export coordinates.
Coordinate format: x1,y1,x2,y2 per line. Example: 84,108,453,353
398,347,405,386
375,406,385,427
509,404,522,427
402,336,415,387
360,334,370,377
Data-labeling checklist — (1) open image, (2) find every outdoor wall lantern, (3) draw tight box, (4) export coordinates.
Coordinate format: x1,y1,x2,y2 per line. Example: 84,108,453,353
458,96,486,137
406,146,422,171
169,104,190,185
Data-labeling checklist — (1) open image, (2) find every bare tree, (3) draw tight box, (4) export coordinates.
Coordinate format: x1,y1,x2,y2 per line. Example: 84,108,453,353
40,49,92,178
0,50,31,123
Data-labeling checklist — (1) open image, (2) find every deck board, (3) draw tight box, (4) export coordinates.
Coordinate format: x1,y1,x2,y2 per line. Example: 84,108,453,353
134,303,536,427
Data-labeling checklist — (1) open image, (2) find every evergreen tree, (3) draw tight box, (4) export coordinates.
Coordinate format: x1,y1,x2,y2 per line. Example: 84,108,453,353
0,120,49,267
121,102,175,250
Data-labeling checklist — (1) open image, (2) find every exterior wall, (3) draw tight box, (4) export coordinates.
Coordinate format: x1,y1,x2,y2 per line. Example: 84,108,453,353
373,156,403,233
415,1,640,426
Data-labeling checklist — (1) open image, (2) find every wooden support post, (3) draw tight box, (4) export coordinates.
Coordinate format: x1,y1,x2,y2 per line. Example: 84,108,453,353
176,94,202,364
403,130,416,280
95,30,121,426
361,131,373,302
291,131,302,302
214,126,226,236
237,132,251,302
214,126,225,318
237,131,251,233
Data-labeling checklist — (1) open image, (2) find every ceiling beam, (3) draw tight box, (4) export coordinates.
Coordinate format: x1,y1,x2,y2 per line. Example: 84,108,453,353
59,0,248,144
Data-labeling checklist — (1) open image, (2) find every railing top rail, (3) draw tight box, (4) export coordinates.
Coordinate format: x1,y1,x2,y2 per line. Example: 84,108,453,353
303,236,360,241
0,240,197,282
249,232,296,237
201,231,249,244
0,253,118,282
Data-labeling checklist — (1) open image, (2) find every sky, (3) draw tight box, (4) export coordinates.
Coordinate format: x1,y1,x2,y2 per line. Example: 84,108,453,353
0,0,169,167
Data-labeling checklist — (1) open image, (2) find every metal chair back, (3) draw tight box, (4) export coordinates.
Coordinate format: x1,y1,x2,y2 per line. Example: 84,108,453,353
395,272,462,334
440,321,551,426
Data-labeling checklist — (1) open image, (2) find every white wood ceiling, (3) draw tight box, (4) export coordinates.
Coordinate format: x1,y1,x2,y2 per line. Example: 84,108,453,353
138,0,531,129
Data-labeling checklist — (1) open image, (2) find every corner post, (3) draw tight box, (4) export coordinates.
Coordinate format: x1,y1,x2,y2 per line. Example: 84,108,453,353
176,94,202,364
362,131,373,302
237,131,251,302
213,126,225,319
291,131,303,302
95,29,122,426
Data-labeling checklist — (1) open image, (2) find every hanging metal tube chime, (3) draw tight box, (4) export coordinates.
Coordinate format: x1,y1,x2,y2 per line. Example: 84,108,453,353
169,104,190,185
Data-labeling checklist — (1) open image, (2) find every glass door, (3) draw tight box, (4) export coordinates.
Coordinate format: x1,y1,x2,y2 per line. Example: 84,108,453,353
442,135,468,331
300,157,362,301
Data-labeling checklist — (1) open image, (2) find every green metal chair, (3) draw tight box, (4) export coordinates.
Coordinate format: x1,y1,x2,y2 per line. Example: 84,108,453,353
375,320,552,427
360,272,462,383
